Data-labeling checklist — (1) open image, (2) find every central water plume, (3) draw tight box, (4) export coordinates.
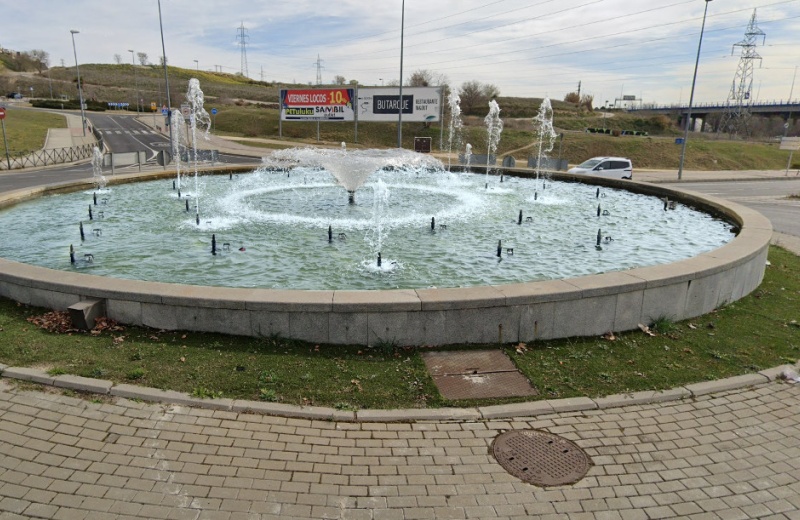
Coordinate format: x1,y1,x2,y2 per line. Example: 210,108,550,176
262,147,442,203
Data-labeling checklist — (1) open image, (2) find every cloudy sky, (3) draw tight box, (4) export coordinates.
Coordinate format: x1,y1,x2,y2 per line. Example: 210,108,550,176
3,0,798,106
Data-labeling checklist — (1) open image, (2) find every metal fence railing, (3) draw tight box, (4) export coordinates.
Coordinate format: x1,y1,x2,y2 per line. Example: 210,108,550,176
0,143,97,171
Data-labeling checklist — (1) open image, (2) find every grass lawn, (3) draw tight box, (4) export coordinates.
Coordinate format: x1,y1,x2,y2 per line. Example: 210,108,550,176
0,245,797,410
0,109,66,155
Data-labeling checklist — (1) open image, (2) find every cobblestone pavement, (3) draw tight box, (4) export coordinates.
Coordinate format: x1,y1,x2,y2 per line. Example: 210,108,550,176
1,378,799,520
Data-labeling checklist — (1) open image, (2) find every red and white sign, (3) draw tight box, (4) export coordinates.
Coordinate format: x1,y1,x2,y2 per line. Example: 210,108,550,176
0,108,6,120
280,88,355,121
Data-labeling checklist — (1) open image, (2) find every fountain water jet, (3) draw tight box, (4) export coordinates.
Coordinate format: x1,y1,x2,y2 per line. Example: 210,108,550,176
91,147,107,190
484,100,503,186
446,91,463,171
533,98,558,181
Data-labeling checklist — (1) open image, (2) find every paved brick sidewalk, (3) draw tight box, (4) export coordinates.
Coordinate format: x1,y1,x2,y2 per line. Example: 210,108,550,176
1,377,799,519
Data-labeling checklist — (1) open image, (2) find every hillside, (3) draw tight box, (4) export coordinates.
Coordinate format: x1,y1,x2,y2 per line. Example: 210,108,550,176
2,63,796,170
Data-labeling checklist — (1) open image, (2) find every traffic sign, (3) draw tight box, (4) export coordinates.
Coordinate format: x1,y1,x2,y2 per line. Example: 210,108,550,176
180,103,191,122
211,108,217,115
0,107,5,120
162,108,168,116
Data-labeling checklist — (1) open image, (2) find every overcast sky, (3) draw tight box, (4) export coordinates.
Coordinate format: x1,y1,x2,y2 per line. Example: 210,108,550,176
2,0,798,106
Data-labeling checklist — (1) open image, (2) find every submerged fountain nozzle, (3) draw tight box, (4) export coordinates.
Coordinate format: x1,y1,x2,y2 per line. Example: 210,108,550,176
596,228,603,250
186,199,190,212
497,240,502,258
69,244,75,264
211,234,217,256
518,210,523,225
229,172,232,180
196,213,200,226
79,222,85,241
597,204,601,217
93,192,97,206
173,180,176,190
348,190,355,204
534,191,538,200
377,252,382,267
88,206,93,220
596,188,600,199
328,225,333,243
431,217,435,231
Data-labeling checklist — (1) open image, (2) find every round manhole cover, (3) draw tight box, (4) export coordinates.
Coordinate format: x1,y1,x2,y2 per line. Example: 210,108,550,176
491,429,592,486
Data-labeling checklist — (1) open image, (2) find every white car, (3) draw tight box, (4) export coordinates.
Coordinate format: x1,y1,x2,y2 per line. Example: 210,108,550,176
568,157,633,179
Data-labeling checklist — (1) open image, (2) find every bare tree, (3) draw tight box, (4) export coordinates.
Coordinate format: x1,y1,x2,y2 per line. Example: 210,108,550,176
114,53,123,65
333,75,346,85
458,80,483,115
137,52,149,66
564,91,580,104
28,50,49,73
580,94,594,112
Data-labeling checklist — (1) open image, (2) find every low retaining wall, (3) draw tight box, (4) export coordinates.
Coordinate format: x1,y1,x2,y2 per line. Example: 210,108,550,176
0,170,772,346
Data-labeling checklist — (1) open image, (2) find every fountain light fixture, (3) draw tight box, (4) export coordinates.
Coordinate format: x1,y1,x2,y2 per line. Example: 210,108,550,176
678,0,713,180
70,30,87,136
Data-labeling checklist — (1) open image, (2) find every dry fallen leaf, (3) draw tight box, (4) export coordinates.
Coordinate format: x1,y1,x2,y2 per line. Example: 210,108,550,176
515,342,528,354
638,323,657,337
180,356,186,363
601,332,617,341
688,323,697,330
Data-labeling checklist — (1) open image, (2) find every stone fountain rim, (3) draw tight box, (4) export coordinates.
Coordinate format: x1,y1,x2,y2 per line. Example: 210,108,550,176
0,166,772,345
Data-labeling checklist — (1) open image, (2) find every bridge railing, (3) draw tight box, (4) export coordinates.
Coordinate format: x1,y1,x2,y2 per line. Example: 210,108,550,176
630,100,800,111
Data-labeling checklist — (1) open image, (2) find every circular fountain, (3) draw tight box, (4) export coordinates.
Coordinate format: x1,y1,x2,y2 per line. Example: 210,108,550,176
0,83,772,345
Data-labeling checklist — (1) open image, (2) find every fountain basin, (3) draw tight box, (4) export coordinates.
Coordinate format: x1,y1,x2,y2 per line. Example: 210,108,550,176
0,168,771,345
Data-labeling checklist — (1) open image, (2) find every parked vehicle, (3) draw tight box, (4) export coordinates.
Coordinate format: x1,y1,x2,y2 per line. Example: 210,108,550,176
5,92,22,99
568,157,633,179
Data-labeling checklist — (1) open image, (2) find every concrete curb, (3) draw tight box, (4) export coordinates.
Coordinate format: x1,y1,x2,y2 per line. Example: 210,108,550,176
1,363,796,422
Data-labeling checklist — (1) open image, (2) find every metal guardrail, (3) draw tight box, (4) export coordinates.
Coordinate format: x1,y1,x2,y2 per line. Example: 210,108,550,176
0,143,96,171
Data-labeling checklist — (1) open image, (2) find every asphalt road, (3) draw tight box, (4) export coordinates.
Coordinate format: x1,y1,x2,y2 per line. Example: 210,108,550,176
679,179,800,237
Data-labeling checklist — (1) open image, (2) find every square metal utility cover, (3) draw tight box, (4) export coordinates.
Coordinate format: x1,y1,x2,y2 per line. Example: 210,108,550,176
421,350,538,400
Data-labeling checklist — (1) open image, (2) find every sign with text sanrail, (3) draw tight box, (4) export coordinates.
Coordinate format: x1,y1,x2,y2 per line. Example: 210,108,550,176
280,88,355,121
357,87,441,122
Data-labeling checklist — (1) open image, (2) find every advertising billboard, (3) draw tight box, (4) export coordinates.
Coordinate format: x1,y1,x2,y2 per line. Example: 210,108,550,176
356,87,441,122
280,88,355,121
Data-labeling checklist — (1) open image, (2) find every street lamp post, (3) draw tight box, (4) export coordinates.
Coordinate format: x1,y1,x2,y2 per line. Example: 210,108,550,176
678,0,713,180
397,0,405,149
194,59,199,73
70,29,87,136
157,0,174,154
128,49,140,115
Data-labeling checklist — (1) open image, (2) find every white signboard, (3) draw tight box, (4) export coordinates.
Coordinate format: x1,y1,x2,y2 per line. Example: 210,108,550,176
356,87,441,122
779,137,800,151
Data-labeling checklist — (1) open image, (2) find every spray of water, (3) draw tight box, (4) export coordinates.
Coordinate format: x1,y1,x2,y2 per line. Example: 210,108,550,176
484,100,503,181
170,110,185,190
446,91,463,171
533,97,558,181
186,79,211,218
91,146,107,190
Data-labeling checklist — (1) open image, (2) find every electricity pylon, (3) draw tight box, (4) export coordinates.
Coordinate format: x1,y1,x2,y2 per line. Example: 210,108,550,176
717,9,765,138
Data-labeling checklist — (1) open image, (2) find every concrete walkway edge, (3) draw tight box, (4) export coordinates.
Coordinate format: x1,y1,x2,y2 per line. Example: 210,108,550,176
0,362,796,422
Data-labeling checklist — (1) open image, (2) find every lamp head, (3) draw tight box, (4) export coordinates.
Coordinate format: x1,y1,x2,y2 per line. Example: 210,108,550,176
70,30,79,34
